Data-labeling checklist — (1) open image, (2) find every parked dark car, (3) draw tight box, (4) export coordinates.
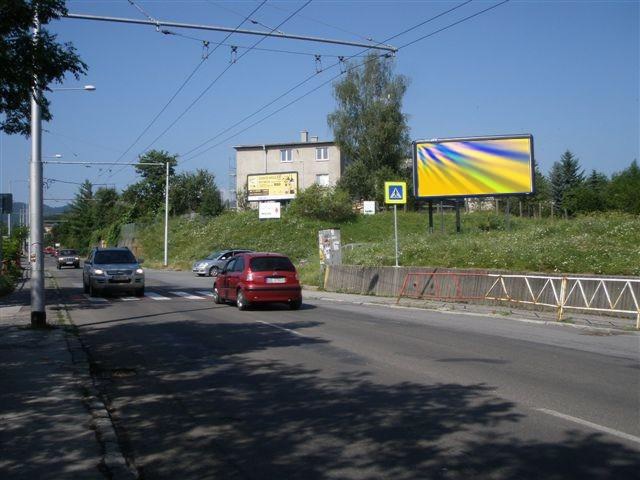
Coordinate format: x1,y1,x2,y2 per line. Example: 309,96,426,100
212,252,302,310
192,249,253,277
83,247,145,297
57,249,80,269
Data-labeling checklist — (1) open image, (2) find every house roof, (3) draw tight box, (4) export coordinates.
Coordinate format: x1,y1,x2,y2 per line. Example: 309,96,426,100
233,139,335,150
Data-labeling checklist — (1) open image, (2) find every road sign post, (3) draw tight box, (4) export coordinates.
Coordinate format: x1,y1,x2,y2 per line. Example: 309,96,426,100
384,181,407,267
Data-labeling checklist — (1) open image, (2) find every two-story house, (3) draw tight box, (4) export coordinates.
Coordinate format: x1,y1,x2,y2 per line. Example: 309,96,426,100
234,131,346,203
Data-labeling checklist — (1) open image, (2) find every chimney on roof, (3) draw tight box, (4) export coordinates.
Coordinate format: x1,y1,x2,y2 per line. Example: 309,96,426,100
300,130,309,143
310,136,319,142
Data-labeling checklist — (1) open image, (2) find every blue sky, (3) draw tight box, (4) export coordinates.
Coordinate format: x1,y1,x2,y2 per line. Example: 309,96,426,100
1,0,638,206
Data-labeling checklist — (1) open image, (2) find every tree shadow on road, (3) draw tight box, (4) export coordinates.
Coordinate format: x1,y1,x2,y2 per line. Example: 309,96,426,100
75,320,640,480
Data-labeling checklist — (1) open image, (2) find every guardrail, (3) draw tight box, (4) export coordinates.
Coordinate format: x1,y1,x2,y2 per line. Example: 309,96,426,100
397,272,640,328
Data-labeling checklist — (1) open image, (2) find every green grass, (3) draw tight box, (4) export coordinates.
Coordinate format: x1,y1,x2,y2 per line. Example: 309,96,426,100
134,210,640,285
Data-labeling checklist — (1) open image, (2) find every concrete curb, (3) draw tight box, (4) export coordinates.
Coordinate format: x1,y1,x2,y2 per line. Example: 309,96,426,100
48,275,138,480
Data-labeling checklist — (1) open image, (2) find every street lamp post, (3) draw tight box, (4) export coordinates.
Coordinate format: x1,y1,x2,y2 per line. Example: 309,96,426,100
29,8,95,327
30,12,46,327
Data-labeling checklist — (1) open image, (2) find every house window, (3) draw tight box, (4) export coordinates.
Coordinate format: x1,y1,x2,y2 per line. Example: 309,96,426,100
280,149,292,162
315,174,329,186
315,147,329,161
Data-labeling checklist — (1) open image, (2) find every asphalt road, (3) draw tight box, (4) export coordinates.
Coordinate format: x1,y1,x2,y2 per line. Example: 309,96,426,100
50,259,640,479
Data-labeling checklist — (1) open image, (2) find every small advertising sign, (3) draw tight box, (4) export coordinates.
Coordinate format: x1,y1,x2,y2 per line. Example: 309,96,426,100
363,201,376,215
259,201,281,220
247,172,298,201
318,229,341,266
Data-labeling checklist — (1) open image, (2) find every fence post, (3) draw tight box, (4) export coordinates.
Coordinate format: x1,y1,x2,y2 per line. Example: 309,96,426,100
557,276,568,321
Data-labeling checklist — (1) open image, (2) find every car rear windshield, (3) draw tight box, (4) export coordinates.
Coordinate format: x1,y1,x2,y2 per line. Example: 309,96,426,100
250,256,295,272
94,250,136,264
60,250,77,256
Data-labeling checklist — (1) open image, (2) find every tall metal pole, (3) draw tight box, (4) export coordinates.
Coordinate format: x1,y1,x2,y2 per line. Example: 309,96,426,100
163,161,169,267
393,204,399,267
30,11,46,327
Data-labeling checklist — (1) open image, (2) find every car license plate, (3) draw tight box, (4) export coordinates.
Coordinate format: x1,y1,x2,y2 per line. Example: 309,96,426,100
113,275,129,281
266,277,285,284
65,261,74,265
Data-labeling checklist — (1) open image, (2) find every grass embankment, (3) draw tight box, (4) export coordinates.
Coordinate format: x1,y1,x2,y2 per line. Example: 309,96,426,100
135,210,640,285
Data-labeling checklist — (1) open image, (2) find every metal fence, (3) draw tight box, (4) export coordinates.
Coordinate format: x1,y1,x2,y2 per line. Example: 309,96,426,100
397,272,640,328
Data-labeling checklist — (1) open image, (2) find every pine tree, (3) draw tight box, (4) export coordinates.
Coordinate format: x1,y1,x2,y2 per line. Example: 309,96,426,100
549,150,584,214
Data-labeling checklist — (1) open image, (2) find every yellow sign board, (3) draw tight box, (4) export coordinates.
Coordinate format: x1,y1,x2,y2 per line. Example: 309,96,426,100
384,181,407,204
247,172,298,201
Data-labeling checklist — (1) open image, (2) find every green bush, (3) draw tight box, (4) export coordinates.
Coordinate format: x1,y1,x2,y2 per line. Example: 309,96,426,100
288,184,355,222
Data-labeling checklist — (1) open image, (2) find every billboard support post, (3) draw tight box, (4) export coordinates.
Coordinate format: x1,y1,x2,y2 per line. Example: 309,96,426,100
506,198,511,231
440,201,445,233
455,200,461,234
427,201,434,234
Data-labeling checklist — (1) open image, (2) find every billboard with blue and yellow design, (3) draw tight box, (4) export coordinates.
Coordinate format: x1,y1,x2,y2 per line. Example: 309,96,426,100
413,135,535,199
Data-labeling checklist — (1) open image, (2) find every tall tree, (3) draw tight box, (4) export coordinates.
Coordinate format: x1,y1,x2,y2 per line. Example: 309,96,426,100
122,150,177,219
607,160,640,214
170,169,223,217
564,169,610,214
61,180,94,248
549,150,584,214
0,0,87,136
328,53,410,199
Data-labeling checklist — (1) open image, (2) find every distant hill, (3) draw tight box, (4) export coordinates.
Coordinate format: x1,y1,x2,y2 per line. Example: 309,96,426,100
2,202,70,226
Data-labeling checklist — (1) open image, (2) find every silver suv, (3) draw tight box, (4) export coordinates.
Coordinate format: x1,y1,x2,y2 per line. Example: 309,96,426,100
83,247,145,297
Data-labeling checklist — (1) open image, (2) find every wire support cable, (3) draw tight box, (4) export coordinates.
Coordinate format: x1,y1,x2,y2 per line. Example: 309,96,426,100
178,0,477,163
102,1,270,181
180,0,510,164
132,0,312,160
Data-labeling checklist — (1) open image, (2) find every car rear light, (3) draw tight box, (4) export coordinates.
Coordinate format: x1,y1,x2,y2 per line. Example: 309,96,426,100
246,272,254,281
295,273,299,281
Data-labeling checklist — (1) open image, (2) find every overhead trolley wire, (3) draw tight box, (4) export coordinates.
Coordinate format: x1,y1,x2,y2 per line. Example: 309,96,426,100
102,1,270,181
179,0,475,163
180,0,510,164
131,0,313,161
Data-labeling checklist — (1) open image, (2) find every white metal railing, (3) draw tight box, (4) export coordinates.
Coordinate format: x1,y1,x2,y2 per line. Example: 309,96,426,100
397,272,640,328
485,274,640,328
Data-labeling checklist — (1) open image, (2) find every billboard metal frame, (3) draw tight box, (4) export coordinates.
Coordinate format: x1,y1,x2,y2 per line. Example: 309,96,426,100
412,134,536,200
247,171,299,202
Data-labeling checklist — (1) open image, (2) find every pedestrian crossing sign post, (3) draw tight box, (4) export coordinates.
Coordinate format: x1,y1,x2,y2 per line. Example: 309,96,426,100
384,181,407,267
384,182,407,205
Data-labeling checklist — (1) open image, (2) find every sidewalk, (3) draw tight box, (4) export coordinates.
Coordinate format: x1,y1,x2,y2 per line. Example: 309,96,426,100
0,268,134,480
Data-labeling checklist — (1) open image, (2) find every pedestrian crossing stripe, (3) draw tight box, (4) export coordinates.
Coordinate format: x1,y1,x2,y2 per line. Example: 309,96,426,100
81,291,211,302
384,181,407,204
169,291,204,300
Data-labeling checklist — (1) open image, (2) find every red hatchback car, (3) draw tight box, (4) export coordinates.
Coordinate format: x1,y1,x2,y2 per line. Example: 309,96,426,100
212,252,302,310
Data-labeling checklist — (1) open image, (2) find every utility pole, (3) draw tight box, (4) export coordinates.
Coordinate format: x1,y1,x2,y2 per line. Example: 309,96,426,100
44,160,169,265
30,10,46,327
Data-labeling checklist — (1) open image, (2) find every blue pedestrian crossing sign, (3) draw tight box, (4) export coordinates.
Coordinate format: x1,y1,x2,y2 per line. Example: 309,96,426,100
384,181,407,204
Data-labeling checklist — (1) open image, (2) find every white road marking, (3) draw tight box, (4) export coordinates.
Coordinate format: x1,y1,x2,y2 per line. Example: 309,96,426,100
120,296,140,301
145,292,171,301
83,294,108,303
196,290,214,297
537,408,640,445
169,291,205,300
256,320,306,337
